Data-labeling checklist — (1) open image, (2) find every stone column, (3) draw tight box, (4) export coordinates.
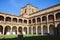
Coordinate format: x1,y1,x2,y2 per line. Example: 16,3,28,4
41,25,43,35
54,14,56,21
35,17,37,24
46,15,48,23
11,27,12,35
47,25,49,34
22,19,24,24
4,17,5,23
36,25,38,35
30,18,33,34
35,17,38,35
54,14,56,29
41,16,43,35
27,27,29,34
17,18,19,23
31,19,33,24
31,26,33,34
54,13,56,27
3,27,5,35
11,18,13,23
41,16,42,25
27,19,29,25
46,15,49,34
54,14,57,35
17,27,18,35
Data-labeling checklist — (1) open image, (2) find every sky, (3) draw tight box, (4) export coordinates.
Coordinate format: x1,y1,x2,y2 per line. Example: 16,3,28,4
0,0,60,16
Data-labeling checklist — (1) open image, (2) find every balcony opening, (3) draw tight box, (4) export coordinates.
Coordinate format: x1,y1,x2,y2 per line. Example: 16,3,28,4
24,20,27,23
32,19,35,23
56,13,60,20
48,15,54,21
29,20,31,24
37,17,41,23
6,17,11,22
0,15,4,21
18,27,22,34
19,19,22,23
13,18,17,22
42,16,47,21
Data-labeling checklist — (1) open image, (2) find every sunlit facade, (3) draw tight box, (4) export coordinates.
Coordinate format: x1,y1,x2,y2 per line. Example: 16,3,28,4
0,4,60,35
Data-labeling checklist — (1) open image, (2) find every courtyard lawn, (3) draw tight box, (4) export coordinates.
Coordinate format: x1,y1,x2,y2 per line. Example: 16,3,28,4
23,35,60,40
0,35,60,40
0,34,41,39
0,35,17,39
23,34,42,37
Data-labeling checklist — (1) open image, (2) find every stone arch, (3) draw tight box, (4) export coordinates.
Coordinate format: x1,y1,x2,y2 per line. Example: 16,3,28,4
33,27,36,34
24,27,27,34
0,15,4,21
56,12,60,20
4,26,11,35
18,27,22,34
12,26,17,35
49,24,55,35
57,23,60,35
13,18,17,22
19,19,22,23
37,17,41,22
48,15,54,20
42,16,47,21
43,25,48,35
37,26,41,34
5,17,11,22
0,25,3,35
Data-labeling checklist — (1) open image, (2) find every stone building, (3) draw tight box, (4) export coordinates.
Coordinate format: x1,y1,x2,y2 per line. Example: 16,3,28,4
0,4,60,35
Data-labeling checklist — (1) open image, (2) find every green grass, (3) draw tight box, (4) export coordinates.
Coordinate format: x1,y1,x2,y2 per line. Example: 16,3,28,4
23,34,41,37
0,34,41,39
0,35,17,39
0,35,60,40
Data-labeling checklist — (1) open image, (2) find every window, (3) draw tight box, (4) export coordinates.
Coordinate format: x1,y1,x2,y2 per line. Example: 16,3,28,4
25,9,27,13
32,19,35,23
29,20,31,24
24,20,27,23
